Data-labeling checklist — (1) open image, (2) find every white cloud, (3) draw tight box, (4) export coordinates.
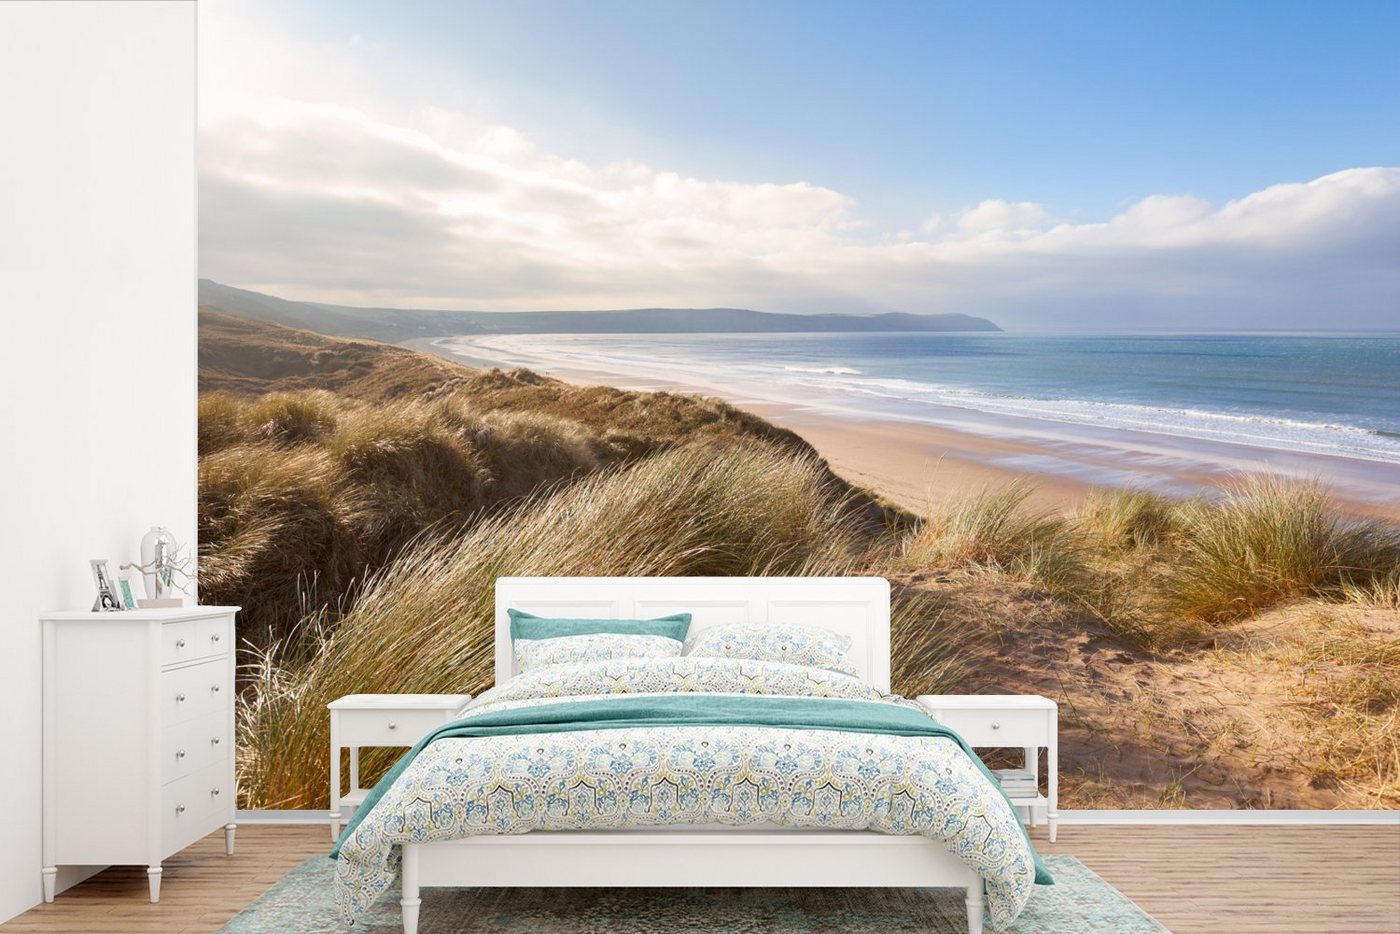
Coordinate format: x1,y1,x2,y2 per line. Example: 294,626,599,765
954,199,1055,233
198,2,1400,328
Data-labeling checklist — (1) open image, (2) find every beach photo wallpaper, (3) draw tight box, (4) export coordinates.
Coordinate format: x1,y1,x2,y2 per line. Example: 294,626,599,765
197,1,1399,810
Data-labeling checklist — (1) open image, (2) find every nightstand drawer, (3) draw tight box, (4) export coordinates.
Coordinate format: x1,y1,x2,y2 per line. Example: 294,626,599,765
926,708,1049,747
338,708,450,747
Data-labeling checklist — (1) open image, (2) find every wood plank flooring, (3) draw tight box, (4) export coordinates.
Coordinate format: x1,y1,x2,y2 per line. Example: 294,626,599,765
2,823,1396,933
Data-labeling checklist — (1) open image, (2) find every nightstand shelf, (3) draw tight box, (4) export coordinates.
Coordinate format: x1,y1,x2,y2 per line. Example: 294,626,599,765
916,694,1058,842
328,693,473,840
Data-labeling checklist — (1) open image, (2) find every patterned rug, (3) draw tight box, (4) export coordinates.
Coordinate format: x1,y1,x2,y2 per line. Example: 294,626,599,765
217,854,1168,933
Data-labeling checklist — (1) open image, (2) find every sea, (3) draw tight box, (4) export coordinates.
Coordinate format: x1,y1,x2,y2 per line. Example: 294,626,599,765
455,332,1400,466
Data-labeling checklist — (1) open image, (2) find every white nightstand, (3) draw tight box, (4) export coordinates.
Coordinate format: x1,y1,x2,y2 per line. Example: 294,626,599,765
328,693,472,840
916,694,1058,842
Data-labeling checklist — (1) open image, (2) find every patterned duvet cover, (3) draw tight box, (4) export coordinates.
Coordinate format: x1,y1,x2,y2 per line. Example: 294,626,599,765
332,657,1046,930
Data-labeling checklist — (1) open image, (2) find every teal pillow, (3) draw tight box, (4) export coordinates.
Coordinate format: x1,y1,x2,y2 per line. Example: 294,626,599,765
507,609,692,642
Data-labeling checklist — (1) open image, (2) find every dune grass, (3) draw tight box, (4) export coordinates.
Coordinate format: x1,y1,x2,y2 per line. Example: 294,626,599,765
1156,477,1400,624
232,456,1400,808
199,376,896,652
899,482,1086,593
199,388,610,650
237,443,923,807
1076,488,1178,553
207,379,1400,808
892,476,1400,647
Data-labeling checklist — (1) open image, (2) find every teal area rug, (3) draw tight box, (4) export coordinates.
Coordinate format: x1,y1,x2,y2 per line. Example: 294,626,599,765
217,855,1168,933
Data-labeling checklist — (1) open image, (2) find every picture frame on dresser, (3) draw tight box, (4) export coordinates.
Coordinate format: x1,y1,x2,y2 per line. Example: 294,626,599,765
40,605,240,903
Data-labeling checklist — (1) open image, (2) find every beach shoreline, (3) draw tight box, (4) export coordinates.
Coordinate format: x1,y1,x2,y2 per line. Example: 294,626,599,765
409,335,1400,521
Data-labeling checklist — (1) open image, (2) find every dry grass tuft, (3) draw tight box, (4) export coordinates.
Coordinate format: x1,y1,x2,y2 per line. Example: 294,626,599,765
1158,476,1400,623
900,482,1085,593
1076,488,1177,553
244,391,340,447
889,589,974,697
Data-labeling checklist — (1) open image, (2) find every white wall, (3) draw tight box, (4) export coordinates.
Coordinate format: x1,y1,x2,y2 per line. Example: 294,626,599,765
0,1,196,921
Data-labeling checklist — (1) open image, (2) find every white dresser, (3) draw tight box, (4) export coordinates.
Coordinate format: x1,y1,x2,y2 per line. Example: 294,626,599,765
41,606,240,903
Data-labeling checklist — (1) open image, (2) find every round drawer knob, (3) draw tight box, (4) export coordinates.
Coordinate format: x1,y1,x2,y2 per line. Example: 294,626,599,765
211,683,221,693
211,787,221,797
175,639,186,648
387,721,397,730
211,736,221,745
991,721,1001,730
176,693,186,703
176,749,186,759
211,633,221,642
176,804,186,814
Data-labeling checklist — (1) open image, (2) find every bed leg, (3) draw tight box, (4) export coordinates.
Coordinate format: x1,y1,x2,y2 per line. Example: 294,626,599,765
400,844,421,934
965,882,984,934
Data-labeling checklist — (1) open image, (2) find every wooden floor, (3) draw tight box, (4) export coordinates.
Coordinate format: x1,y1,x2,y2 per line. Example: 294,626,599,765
2,823,1396,933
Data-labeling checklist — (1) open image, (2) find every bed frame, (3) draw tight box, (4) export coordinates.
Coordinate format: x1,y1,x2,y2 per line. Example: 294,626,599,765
398,576,986,934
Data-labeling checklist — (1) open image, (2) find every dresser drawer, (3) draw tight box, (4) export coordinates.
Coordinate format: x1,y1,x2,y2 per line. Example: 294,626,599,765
160,759,229,858
161,711,229,784
338,707,451,747
161,616,230,668
926,708,1050,747
160,658,230,726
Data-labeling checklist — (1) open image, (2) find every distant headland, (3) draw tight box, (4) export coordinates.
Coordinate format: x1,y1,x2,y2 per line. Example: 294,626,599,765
197,279,1001,343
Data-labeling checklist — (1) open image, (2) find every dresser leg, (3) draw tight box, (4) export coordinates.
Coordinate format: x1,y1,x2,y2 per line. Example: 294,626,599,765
41,867,56,903
330,811,341,841
225,822,237,856
147,866,162,903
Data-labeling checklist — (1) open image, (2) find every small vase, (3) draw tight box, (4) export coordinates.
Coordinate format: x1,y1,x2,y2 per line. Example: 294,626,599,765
139,526,180,601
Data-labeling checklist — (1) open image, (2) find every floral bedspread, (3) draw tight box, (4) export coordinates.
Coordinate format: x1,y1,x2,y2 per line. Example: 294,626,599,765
333,657,1040,930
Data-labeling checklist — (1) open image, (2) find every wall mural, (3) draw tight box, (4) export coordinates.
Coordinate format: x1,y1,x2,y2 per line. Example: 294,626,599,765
197,1,1399,812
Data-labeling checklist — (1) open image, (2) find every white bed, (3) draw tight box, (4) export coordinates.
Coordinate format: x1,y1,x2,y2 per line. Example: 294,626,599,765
396,576,990,934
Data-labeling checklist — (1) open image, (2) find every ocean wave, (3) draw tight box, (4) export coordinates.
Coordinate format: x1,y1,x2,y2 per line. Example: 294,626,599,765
781,365,863,375
797,373,1400,462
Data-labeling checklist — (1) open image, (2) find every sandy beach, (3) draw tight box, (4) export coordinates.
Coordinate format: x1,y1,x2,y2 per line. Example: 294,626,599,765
411,335,1400,521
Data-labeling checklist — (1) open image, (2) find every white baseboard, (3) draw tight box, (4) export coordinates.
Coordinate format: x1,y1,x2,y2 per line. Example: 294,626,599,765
236,808,1399,826
240,809,330,824
1061,809,1398,825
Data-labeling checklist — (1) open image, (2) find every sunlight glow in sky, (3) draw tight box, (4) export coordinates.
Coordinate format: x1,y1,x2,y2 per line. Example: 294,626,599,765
199,0,1400,329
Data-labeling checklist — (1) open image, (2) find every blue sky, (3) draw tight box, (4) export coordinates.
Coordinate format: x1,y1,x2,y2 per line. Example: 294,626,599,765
198,0,1400,327
276,0,1400,231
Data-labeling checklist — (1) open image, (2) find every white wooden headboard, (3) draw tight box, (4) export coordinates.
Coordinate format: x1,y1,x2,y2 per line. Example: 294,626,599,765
495,576,891,691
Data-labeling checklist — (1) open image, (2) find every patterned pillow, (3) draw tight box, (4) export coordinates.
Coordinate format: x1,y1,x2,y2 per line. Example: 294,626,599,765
508,609,691,673
513,632,683,673
684,622,859,676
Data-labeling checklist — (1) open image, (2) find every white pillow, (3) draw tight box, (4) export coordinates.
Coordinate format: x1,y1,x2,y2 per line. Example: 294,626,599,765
684,623,858,677
514,632,682,673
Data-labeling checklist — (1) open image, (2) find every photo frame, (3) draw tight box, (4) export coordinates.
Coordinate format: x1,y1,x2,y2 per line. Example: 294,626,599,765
89,559,124,613
116,565,146,610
